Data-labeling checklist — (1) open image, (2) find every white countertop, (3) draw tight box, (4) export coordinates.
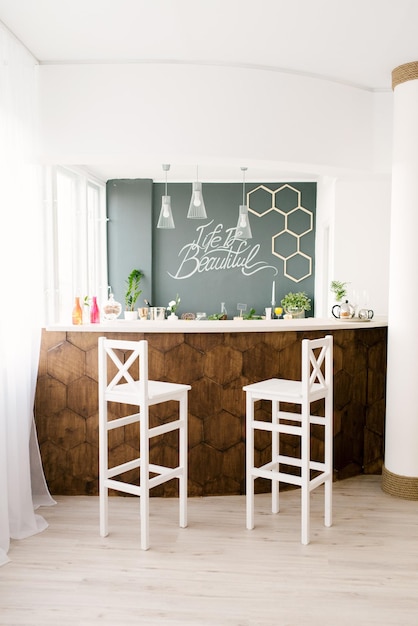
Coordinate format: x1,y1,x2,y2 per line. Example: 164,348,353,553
47,316,388,334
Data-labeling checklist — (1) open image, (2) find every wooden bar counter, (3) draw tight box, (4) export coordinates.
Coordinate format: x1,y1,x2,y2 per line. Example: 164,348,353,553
35,317,388,496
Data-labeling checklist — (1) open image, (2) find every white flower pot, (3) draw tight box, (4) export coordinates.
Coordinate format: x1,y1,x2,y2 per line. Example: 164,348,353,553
124,310,138,320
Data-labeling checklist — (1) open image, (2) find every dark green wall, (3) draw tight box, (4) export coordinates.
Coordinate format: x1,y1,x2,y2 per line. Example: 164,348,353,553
106,179,153,308
107,180,316,317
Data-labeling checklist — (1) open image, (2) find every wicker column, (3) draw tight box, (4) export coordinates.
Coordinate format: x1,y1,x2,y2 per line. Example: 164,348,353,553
383,62,418,499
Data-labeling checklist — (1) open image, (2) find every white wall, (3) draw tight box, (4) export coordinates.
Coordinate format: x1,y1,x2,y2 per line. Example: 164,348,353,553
38,63,375,173
329,89,393,316
333,177,391,315
37,62,393,315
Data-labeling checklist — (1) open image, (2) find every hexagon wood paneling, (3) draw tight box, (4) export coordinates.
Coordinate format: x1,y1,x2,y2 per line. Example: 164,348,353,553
35,327,387,496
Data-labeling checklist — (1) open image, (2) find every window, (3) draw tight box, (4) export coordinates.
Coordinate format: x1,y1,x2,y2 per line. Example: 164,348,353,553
44,166,108,324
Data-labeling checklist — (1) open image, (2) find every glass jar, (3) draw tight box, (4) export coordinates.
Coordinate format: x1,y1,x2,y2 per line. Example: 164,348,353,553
102,292,122,321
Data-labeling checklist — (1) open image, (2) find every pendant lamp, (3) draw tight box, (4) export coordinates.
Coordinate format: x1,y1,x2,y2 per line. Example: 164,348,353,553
187,165,207,219
157,164,175,229
235,167,252,239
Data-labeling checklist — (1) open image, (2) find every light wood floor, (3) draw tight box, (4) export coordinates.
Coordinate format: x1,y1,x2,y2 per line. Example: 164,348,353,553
1,475,418,626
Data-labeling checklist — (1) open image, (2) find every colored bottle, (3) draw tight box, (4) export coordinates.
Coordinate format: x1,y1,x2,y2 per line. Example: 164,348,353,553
72,296,83,325
90,296,100,324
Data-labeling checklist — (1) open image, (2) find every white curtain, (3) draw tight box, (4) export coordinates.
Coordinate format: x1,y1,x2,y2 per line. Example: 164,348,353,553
0,23,55,566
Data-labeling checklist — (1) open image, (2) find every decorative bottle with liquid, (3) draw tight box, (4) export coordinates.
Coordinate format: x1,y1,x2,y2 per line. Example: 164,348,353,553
90,296,100,324
72,297,83,325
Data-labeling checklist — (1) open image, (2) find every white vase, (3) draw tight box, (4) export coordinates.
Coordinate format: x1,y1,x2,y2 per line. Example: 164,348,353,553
124,310,138,320
168,313,178,320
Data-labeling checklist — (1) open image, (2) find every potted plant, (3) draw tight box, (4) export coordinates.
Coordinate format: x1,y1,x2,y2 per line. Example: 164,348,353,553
124,269,144,320
243,308,263,320
330,280,355,318
208,313,226,320
330,280,349,302
281,291,311,319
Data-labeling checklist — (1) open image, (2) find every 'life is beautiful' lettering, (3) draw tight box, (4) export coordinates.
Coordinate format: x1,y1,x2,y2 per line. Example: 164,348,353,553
168,221,277,280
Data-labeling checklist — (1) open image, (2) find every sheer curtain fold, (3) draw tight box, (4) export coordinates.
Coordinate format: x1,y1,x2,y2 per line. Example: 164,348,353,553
0,371,10,566
0,23,55,567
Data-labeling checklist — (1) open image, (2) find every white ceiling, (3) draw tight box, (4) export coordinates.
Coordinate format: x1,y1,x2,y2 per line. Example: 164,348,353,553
1,0,417,181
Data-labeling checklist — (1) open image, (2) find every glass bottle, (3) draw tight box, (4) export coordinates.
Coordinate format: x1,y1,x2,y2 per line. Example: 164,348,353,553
221,302,227,319
72,296,83,325
90,296,100,324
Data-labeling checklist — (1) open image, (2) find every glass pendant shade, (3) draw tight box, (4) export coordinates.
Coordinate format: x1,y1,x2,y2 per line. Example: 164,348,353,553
157,195,175,229
157,164,175,229
187,181,207,219
236,204,252,239
236,167,252,239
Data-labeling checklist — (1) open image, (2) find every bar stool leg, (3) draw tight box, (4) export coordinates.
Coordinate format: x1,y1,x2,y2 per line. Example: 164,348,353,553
272,399,280,515
140,403,150,551
140,490,150,551
179,393,188,529
246,393,255,530
325,479,332,527
99,484,108,537
99,396,108,538
301,403,310,545
325,395,333,527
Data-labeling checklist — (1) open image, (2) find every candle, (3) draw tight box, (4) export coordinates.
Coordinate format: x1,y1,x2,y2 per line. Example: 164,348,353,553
272,280,275,304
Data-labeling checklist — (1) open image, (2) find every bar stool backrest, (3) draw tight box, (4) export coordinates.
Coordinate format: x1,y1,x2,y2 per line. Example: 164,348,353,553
302,336,333,401
101,338,148,402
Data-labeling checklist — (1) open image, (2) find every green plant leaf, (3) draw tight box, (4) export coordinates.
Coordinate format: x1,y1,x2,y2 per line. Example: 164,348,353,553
330,280,348,302
125,269,144,310
280,291,311,311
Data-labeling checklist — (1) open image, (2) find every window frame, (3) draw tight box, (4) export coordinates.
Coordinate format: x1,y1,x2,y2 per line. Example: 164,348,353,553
44,165,108,324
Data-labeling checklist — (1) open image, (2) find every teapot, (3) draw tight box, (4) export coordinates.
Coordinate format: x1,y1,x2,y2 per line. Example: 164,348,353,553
332,299,355,319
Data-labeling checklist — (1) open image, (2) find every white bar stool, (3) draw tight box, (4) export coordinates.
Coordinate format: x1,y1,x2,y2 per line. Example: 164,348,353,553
243,335,333,545
98,337,191,550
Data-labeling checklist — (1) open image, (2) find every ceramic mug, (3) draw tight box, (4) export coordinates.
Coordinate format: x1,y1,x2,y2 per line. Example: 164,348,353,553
358,308,374,320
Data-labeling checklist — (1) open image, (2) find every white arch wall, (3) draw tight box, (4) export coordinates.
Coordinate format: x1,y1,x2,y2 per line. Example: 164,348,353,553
38,63,378,171
37,62,393,314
